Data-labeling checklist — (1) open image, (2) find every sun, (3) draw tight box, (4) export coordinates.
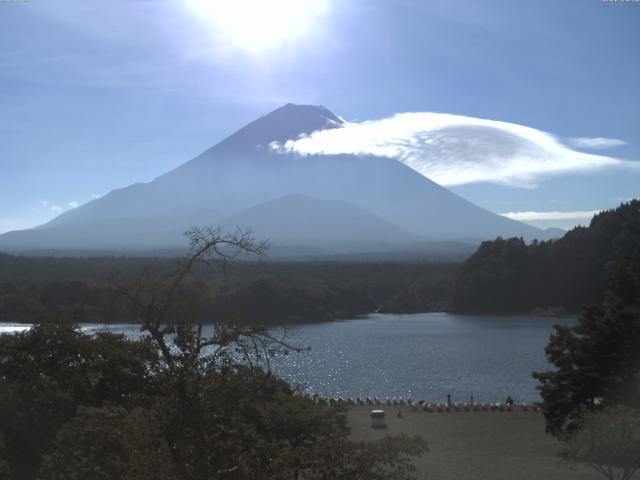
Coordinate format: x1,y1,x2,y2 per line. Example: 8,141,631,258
184,0,330,54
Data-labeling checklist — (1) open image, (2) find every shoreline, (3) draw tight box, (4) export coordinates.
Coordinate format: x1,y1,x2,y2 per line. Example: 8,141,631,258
0,309,578,326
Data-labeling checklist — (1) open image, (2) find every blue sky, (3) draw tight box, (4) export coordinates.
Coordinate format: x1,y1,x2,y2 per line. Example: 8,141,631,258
1,0,639,233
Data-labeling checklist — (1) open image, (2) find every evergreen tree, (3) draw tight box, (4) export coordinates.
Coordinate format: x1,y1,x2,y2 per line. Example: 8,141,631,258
533,249,640,437
454,199,640,313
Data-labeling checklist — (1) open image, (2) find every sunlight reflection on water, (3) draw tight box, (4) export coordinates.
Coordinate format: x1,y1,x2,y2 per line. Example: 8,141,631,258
1,313,575,403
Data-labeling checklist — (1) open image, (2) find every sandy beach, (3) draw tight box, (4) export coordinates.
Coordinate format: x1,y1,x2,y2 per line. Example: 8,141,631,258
348,405,601,480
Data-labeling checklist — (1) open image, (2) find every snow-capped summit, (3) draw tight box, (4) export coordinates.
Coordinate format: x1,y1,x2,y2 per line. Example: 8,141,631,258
215,103,344,152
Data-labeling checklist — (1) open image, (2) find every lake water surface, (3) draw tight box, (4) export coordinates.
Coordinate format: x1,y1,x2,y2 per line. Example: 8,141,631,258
0,313,575,403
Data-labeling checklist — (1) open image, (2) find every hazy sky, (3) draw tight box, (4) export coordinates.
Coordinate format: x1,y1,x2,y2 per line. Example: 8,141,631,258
1,0,639,233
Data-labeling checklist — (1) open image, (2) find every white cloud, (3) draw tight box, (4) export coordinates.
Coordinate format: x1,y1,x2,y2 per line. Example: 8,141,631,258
500,210,599,221
90,193,101,199
568,137,627,150
68,201,79,209
500,210,600,231
40,200,49,206
50,206,63,213
273,112,638,187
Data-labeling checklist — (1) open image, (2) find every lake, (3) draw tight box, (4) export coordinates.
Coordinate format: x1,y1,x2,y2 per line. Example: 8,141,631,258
0,313,575,403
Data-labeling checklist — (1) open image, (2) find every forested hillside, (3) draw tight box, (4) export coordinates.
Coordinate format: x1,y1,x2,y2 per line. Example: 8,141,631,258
453,200,640,313
4,199,637,321
0,255,455,323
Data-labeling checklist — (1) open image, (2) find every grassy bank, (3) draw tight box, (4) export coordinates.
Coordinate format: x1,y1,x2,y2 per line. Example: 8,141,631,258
347,405,600,480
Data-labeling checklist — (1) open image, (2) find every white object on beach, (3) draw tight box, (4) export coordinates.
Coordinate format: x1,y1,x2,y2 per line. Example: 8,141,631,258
370,409,386,428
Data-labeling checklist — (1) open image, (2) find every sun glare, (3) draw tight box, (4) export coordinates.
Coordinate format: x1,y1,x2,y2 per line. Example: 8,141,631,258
185,0,329,54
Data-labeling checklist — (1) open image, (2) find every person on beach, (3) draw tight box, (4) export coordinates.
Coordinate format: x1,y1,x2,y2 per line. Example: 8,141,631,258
447,393,452,407
505,395,514,406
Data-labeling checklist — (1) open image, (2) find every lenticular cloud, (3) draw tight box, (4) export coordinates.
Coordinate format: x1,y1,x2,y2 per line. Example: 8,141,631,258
273,112,637,187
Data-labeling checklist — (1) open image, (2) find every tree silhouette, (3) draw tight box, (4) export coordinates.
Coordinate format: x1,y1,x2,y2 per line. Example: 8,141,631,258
533,249,640,437
563,406,640,480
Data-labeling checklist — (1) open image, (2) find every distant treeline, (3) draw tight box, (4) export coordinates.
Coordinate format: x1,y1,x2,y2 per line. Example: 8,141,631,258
2,200,637,322
0,256,456,324
452,199,640,313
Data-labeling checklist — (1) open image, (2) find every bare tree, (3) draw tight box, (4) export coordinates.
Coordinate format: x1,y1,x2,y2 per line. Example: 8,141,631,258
107,226,314,478
564,406,640,480
109,226,296,371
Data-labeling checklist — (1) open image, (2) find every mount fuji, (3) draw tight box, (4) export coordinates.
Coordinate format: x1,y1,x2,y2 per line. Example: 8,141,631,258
0,104,558,257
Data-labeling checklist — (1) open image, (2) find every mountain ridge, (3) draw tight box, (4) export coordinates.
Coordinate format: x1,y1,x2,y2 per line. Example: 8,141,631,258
0,103,558,256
